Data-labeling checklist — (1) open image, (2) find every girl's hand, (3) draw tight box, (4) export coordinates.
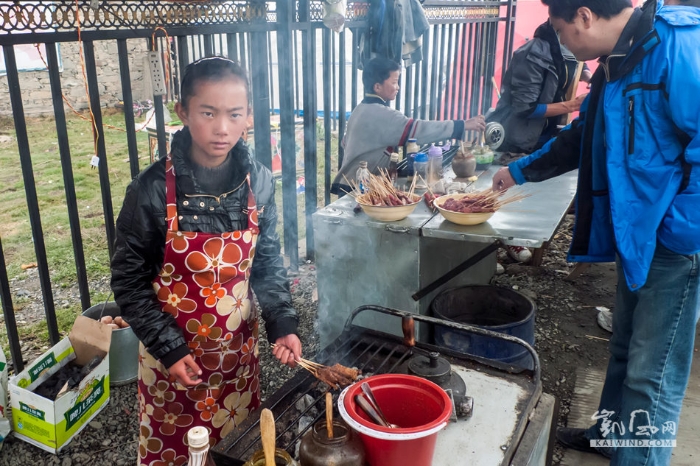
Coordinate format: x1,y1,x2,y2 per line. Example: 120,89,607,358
465,115,486,132
492,167,516,192
167,355,203,386
273,335,302,368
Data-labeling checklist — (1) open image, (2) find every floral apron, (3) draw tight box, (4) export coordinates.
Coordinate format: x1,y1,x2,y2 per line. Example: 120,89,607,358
137,155,261,465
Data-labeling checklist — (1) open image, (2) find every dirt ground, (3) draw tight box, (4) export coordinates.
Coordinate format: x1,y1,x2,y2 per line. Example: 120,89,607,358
0,214,617,465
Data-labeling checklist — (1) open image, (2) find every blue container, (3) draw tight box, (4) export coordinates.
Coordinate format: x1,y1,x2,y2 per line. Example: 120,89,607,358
431,285,535,369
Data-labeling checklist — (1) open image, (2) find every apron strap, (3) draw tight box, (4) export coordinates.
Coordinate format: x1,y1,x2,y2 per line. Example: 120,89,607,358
165,155,180,231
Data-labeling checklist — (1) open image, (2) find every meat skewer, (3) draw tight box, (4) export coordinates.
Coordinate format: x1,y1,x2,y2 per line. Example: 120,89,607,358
271,344,361,390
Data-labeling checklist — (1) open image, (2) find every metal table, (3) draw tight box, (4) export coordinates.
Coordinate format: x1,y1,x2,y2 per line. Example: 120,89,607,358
422,165,579,248
312,166,578,346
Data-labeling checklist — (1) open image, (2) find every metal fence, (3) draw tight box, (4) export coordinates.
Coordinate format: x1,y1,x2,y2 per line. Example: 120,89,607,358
0,0,515,372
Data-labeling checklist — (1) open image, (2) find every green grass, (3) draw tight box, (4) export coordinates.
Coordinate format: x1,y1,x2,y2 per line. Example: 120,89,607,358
0,110,339,355
0,110,152,287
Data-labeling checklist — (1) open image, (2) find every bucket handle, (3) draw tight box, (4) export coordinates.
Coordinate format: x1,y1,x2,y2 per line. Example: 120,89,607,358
97,291,113,321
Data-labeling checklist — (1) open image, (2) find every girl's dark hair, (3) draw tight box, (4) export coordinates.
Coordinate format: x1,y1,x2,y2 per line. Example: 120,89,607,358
541,0,633,22
362,58,401,94
180,56,250,108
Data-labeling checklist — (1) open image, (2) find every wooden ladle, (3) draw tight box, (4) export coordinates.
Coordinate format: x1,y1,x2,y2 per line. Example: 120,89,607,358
260,408,276,466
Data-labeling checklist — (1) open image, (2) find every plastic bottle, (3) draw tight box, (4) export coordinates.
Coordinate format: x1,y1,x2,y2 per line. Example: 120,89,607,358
355,161,371,194
405,138,420,176
388,152,399,186
427,144,444,187
413,152,428,189
187,426,216,466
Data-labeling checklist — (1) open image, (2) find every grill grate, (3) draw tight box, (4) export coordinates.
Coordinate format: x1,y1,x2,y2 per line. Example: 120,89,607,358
212,305,541,466
212,332,414,465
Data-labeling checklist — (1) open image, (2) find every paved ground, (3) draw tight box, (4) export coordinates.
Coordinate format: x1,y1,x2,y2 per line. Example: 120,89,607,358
561,326,700,466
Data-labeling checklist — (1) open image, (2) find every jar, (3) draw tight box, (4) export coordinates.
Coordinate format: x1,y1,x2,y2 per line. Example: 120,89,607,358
451,153,477,178
405,138,420,176
413,152,428,189
427,144,443,187
299,420,366,466
243,448,297,466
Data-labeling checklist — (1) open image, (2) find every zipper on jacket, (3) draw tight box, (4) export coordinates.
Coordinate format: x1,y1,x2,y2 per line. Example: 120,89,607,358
628,96,635,155
183,178,248,204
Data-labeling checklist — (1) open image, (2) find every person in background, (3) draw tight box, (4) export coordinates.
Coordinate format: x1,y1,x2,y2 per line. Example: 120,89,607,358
487,20,590,156
488,20,591,264
111,57,302,465
493,1,700,464
331,57,485,195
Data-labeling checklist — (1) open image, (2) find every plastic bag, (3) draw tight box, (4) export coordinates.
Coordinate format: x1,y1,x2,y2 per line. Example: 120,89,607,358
323,0,347,33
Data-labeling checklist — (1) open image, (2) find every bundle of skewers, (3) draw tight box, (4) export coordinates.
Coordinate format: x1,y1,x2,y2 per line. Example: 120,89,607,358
272,345,361,390
296,358,361,390
345,170,420,207
438,188,530,214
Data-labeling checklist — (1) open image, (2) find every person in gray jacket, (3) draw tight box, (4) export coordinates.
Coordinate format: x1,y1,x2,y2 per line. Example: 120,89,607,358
331,58,485,195
487,20,589,154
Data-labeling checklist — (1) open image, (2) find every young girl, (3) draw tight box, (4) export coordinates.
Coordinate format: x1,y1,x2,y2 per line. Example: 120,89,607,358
111,57,302,465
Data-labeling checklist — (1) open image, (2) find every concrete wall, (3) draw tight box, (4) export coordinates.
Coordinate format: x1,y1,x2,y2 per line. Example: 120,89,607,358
0,39,150,117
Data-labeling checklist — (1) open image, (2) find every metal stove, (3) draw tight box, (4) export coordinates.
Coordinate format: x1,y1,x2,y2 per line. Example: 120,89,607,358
212,306,556,466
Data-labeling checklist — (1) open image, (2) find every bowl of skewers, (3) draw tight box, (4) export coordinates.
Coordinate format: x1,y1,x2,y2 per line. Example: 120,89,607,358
350,172,421,222
434,188,528,226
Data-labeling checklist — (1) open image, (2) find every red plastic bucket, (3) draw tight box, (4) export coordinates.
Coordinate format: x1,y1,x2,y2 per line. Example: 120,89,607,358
338,374,452,466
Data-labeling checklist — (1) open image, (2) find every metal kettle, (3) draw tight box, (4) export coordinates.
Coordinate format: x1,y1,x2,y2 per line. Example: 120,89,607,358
483,121,505,150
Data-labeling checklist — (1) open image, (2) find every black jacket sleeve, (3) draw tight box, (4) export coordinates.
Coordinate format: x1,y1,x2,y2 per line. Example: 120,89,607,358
508,45,550,118
249,168,299,343
110,176,189,368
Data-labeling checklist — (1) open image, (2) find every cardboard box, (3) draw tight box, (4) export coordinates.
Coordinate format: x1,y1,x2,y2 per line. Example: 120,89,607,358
9,316,112,453
0,347,9,450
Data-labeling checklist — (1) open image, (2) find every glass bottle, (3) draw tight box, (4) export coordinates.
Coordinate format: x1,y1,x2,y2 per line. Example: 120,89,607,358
405,138,420,177
355,161,371,194
388,152,399,186
413,152,428,189
187,427,216,466
427,143,444,187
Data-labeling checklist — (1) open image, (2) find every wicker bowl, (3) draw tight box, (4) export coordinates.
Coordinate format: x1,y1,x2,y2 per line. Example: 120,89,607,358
434,193,495,226
358,195,421,222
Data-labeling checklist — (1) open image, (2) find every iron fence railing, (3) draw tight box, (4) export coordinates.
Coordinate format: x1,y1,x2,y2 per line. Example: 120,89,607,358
0,0,515,373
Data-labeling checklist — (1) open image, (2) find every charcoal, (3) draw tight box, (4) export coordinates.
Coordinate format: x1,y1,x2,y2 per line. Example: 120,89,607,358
33,356,104,400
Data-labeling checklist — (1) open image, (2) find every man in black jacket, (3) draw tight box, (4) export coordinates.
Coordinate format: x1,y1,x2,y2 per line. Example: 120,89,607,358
488,20,589,154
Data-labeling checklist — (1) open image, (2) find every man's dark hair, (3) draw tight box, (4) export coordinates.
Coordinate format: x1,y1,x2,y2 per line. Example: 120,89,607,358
180,56,250,109
541,0,633,22
362,58,401,94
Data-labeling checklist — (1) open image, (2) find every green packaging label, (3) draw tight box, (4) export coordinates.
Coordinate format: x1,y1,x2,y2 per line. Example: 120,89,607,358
29,353,57,382
64,377,105,430
19,402,46,421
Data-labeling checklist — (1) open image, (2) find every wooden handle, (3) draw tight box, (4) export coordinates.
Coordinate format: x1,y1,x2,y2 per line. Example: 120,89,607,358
260,408,276,466
402,315,415,347
325,392,334,439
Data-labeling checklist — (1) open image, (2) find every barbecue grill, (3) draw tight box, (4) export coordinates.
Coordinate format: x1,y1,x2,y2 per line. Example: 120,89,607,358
212,306,556,466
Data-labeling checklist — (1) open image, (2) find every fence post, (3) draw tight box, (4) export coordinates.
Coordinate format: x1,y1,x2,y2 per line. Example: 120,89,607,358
0,237,23,373
2,44,60,345
275,0,301,268
299,0,317,262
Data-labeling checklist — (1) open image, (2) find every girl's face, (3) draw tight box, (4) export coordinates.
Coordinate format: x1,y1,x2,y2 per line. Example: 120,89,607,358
374,70,401,102
175,76,250,167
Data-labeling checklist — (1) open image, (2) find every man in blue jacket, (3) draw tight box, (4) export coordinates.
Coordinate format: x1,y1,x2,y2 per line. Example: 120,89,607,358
493,1,700,464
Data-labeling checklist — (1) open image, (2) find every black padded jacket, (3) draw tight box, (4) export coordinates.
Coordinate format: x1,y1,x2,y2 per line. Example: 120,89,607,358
110,128,298,368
